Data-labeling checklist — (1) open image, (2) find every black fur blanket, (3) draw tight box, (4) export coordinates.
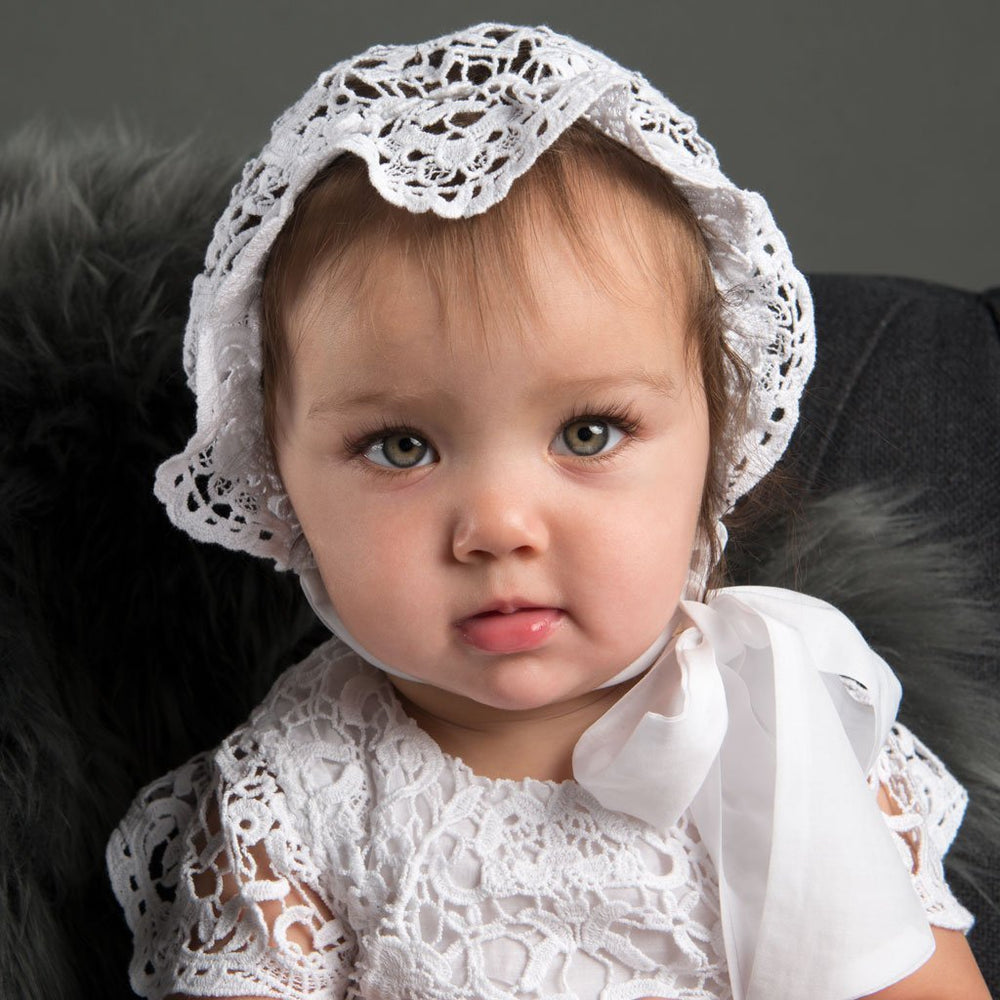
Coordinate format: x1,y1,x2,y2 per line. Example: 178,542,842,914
1,131,997,999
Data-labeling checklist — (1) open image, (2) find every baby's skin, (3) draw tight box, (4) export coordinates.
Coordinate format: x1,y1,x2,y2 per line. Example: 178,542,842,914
273,206,708,738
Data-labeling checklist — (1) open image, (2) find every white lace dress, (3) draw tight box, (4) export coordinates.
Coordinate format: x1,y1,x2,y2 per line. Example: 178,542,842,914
107,642,974,1000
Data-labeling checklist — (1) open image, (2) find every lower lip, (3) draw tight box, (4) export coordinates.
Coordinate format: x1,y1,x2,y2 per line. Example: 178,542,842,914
457,608,564,654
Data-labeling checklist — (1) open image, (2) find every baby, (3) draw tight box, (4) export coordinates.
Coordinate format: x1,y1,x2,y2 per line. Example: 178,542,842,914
107,23,988,1000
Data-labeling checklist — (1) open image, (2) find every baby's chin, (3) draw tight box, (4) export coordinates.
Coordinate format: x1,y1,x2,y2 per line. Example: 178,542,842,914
391,658,633,721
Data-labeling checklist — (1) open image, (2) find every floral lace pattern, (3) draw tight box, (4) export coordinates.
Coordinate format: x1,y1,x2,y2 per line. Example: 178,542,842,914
108,644,972,1000
868,724,973,930
153,23,814,569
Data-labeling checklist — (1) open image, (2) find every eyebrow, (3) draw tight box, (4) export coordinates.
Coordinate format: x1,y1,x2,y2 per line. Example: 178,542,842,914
306,368,680,420
555,369,680,399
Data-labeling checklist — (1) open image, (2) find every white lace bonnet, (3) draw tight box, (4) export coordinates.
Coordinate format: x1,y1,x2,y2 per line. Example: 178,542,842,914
154,22,815,572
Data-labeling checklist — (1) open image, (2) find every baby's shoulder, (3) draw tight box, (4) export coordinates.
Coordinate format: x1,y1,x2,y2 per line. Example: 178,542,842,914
192,638,419,835
106,642,378,999
108,641,401,886
106,643,401,951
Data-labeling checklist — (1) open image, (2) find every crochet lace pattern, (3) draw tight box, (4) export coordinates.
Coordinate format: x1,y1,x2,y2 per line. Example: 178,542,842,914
108,645,972,1000
153,23,815,570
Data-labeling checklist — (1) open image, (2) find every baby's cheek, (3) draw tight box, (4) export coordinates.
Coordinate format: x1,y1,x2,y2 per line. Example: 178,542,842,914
600,507,697,589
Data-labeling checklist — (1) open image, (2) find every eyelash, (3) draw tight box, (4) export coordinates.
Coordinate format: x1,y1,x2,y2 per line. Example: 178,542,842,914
342,401,643,471
342,419,429,462
564,401,642,439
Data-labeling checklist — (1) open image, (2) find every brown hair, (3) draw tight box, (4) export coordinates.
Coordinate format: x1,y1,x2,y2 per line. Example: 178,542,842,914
260,120,753,589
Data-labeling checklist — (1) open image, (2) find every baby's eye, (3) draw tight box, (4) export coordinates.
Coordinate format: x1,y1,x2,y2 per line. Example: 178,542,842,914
552,417,626,457
364,433,436,469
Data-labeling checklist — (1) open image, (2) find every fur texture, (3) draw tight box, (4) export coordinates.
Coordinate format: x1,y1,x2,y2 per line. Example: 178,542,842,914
0,129,323,1000
728,488,1000,916
0,131,996,998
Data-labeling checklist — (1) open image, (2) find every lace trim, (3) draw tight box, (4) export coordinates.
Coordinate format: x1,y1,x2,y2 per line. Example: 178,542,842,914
106,736,356,999
153,23,815,568
868,721,975,932
108,648,972,1000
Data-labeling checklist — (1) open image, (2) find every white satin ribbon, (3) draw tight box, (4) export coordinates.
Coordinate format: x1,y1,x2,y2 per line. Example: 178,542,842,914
573,585,935,1000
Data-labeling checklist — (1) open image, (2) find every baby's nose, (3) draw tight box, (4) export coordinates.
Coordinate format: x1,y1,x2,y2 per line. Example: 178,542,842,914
450,481,549,562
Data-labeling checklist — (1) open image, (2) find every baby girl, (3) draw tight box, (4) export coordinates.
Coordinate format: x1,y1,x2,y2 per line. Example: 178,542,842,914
107,23,988,1000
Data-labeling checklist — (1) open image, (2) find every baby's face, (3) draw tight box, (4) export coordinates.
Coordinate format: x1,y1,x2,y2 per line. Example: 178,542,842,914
274,216,709,714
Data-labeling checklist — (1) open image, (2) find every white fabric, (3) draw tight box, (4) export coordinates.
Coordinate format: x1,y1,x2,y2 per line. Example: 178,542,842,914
574,587,934,1000
107,612,973,1000
152,22,815,570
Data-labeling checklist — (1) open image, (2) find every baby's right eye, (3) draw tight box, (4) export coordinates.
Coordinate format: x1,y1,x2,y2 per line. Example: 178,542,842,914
363,433,436,469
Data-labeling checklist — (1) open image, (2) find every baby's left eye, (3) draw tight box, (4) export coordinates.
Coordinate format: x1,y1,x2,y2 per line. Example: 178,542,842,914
552,417,626,457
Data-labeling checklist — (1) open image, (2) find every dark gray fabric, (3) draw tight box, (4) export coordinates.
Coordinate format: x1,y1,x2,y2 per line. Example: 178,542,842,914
791,274,1000,626
781,274,1000,980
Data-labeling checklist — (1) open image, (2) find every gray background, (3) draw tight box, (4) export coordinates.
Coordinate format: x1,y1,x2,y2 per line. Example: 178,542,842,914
3,0,998,290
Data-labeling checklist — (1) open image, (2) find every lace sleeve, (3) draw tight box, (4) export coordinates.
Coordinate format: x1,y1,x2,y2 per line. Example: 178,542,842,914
866,718,976,933
106,736,356,999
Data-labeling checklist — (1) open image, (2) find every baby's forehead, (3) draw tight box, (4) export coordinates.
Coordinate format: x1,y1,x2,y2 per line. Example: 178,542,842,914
278,208,701,435
286,159,699,340
285,251,694,435
288,213,693,373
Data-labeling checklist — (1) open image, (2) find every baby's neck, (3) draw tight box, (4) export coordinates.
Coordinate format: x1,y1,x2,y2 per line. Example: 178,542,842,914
392,679,640,783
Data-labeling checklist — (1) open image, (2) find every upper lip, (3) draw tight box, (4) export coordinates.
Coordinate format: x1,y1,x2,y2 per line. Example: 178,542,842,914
460,598,556,620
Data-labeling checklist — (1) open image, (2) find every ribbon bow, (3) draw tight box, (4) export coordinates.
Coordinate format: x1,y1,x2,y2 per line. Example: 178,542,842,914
573,586,934,1000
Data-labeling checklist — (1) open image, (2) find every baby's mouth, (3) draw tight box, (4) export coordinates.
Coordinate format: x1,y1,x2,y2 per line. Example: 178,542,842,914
456,606,565,654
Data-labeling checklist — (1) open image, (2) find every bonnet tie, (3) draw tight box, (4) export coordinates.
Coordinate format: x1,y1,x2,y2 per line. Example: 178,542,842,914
572,585,934,1000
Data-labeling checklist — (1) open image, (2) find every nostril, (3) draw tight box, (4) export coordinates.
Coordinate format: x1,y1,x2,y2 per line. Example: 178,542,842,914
451,510,548,562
